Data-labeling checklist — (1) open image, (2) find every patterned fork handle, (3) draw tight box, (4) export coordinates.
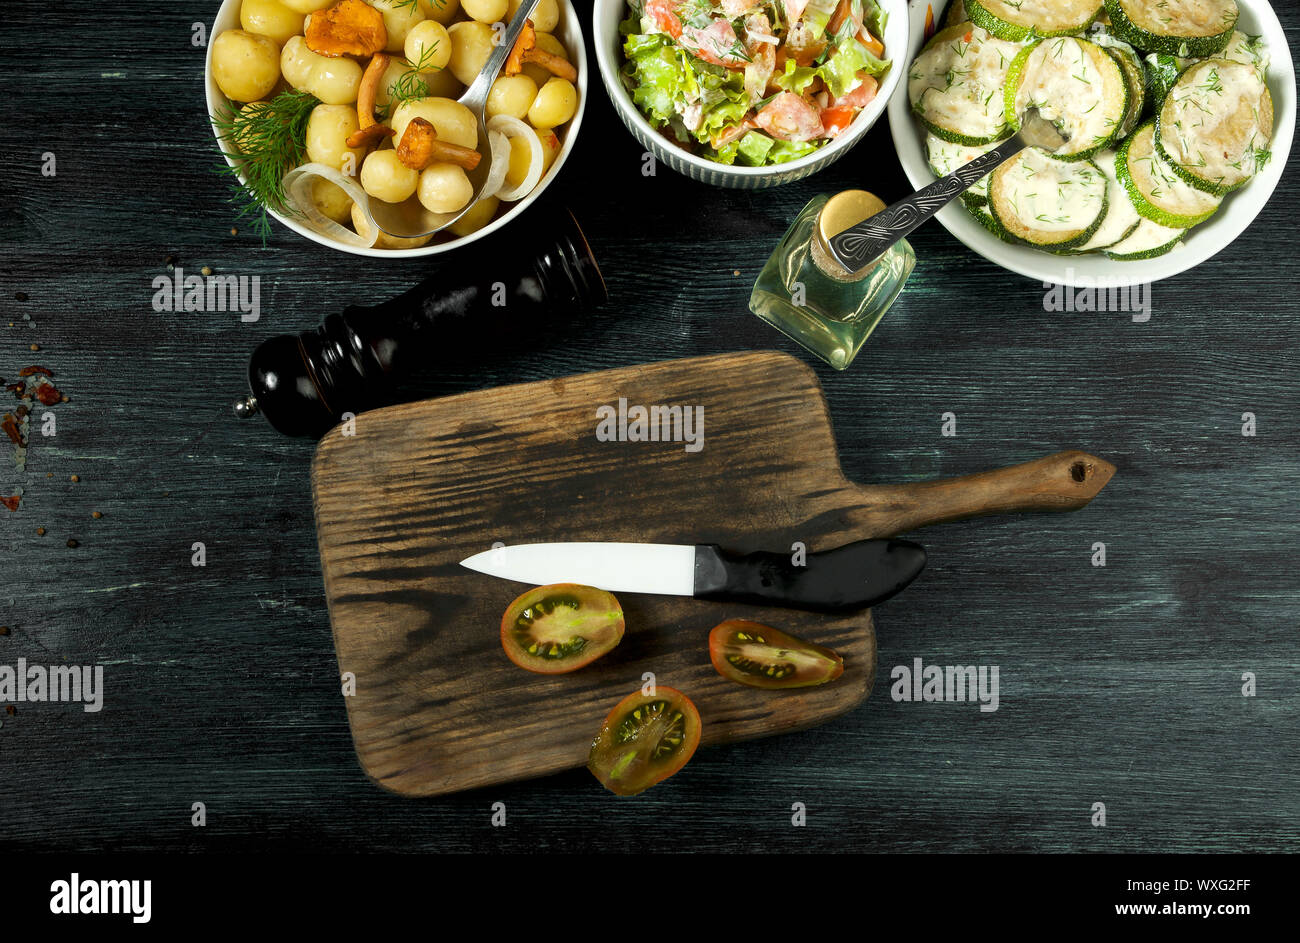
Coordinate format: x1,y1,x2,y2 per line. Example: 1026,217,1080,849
828,133,1027,272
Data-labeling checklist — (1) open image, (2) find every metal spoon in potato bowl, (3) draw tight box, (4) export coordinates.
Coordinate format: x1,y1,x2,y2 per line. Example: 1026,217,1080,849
284,0,543,245
827,108,1070,273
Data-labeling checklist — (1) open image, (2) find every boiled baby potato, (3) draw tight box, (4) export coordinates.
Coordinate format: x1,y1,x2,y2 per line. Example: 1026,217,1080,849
404,19,452,70
280,0,334,11
240,0,302,45
390,97,477,149
360,150,420,203
367,0,427,53
449,195,500,237
487,75,538,121
447,21,494,86
350,203,432,249
305,104,366,174
212,30,281,103
528,76,576,129
462,0,507,23
282,35,363,104
420,0,461,24
311,177,353,224
508,0,558,33
417,162,473,213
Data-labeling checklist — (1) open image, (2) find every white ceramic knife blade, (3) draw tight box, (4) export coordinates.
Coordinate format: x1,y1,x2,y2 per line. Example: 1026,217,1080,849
460,542,697,596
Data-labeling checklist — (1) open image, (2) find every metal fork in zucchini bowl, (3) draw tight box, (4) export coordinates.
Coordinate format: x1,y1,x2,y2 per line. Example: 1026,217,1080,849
827,107,1069,273
284,0,543,247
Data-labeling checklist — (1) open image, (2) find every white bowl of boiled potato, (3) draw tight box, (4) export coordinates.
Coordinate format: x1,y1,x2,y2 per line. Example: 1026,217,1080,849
205,0,586,256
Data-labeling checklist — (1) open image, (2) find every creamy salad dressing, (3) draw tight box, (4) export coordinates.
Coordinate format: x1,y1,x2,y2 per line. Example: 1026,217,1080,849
910,25,1024,142
1221,30,1270,70
1161,60,1273,189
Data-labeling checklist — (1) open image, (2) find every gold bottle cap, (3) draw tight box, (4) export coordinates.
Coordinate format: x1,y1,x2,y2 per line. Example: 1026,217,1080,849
811,189,887,282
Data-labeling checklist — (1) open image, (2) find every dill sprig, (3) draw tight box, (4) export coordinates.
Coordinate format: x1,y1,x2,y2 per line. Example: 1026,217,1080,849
384,42,444,116
211,88,319,244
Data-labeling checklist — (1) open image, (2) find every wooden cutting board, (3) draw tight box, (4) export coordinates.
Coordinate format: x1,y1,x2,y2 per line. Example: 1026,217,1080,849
311,351,1114,797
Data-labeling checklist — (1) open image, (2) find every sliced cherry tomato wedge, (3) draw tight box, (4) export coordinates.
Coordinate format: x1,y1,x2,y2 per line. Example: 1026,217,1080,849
588,686,702,796
708,620,845,689
500,583,624,674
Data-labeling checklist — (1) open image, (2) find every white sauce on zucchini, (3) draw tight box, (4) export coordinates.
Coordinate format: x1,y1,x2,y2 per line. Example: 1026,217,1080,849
1121,0,1238,39
979,0,1100,31
1128,123,1222,216
1014,38,1124,157
1161,60,1272,188
910,25,1024,141
1078,151,1141,250
1108,217,1184,255
926,133,1001,199
995,147,1106,235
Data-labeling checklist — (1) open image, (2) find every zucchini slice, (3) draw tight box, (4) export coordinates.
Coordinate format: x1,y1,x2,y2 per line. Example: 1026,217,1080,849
1008,38,1128,160
966,0,1102,42
1104,0,1238,57
965,198,1019,243
1116,120,1222,227
1105,217,1186,260
926,133,1004,205
1156,59,1274,194
909,23,1025,145
1089,30,1146,137
988,147,1109,248
1073,151,1142,252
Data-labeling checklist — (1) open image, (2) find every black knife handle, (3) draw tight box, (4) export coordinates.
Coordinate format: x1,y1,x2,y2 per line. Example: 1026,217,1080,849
693,538,927,613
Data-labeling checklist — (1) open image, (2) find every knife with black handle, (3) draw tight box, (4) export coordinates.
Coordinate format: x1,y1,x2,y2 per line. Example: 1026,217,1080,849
462,538,927,613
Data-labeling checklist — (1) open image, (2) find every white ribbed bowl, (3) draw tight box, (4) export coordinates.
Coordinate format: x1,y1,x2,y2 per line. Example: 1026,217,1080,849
593,0,909,188
204,0,587,257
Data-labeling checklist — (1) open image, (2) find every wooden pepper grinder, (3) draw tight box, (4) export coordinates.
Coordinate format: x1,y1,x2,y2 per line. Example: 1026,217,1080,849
233,206,606,437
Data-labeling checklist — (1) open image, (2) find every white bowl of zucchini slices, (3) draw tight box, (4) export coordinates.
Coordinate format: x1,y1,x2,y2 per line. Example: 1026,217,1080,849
887,0,1294,286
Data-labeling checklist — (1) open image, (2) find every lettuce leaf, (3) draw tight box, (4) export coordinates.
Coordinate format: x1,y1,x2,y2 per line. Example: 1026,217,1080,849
767,139,823,164
736,131,776,166
820,36,890,98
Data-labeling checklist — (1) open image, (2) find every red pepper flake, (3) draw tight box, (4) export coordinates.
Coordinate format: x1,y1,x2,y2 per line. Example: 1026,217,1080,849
5,382,24,397
0,625,9,636
5,705,14,715
1,414,21,445
34,383,61,406
18,366,52,378
1,495,19,511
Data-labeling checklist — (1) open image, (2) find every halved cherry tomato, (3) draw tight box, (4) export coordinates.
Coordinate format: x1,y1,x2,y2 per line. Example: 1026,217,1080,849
708,620,845,689
500,583,624,674
588,686,702,796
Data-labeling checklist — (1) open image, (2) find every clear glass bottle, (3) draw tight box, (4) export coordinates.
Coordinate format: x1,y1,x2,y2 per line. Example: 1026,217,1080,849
749,190,915,371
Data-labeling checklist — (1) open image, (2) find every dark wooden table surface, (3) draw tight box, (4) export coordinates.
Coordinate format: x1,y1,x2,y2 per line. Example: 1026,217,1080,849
2,0,1297,854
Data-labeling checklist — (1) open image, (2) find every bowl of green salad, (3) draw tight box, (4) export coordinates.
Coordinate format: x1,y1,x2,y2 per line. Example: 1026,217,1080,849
594,0,908,188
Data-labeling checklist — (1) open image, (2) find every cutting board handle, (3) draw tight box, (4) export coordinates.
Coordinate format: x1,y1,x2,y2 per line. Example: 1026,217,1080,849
851,451,1116,536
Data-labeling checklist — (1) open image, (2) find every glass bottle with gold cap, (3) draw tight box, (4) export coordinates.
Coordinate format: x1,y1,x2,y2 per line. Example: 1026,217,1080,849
749,190,915,371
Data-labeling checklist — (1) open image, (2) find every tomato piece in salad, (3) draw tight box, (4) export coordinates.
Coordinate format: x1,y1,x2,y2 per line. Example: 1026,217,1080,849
588,686,702,796
708,620,845,689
